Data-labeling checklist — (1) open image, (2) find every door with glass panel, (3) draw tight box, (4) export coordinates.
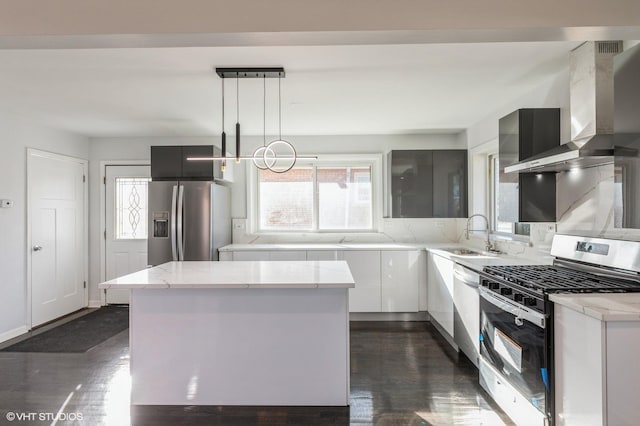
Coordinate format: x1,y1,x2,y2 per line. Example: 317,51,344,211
105,165,150,304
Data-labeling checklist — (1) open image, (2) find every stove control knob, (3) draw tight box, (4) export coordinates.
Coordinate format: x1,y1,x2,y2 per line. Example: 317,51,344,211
514,293,523,302
489,282,500,290
500,288,512,296
524,297,537,307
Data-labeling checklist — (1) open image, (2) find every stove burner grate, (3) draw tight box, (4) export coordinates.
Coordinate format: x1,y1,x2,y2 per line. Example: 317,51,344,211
483,265,640,293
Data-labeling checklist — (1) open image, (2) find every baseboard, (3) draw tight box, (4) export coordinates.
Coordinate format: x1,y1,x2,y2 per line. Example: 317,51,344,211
349,312,429,321
0,325,29,344
88,299,103,308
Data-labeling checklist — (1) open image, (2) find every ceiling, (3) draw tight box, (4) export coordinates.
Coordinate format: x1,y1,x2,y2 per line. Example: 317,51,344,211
0,41,581,138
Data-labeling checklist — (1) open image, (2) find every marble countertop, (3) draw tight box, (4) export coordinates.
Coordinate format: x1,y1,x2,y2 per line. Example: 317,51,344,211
427,247,551,272
550,293,640,322
99,261,355,290
219,243,425,251
218,242,550,272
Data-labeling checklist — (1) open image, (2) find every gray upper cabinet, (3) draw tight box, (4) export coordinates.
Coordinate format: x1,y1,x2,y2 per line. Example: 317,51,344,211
390,150,467,218
614,43,640,229
151,145,222,180
498,109,559,223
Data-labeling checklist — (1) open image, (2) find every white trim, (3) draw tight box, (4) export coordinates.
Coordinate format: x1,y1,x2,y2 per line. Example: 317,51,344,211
26,148,89,329
0,325,29,344
99,160,150,306
248,153,383,235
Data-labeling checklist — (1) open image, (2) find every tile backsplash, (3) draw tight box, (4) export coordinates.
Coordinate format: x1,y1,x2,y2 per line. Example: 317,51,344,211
232,218,466,245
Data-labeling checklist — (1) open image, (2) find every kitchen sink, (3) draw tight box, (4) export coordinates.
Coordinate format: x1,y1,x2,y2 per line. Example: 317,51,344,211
439,248,489,256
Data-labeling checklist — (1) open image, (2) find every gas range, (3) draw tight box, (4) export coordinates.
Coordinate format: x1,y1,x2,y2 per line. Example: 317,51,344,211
479,235,640,315
480,263,640,314
478,234,640,426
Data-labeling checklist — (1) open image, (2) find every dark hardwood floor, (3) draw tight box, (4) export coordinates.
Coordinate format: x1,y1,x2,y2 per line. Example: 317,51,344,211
0,320,513,425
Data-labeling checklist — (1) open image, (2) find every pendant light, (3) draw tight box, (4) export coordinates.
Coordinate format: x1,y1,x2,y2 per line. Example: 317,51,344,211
252,74,273,170
220,77,226,172
264,74,296,173
187,67,316,168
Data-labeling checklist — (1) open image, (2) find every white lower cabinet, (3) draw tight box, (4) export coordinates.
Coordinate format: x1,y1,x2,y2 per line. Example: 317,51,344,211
232,251,306,261
268,251,307,261
555,305,640,425
219,252,233,261
306,250,342,261
223,248,423,313
427,251,454,338
381,250,419,312
343,250,382,312
453,264,479,366
232,251,270,261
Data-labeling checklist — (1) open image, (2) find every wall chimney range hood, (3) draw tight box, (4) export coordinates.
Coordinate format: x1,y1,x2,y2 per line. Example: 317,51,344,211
505,41,638,173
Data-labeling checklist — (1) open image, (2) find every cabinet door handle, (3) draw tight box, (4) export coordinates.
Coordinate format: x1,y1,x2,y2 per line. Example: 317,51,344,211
33,245,43,252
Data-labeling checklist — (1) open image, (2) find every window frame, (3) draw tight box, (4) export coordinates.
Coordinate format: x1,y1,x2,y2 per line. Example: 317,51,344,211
248,154,383,234
487,152,531,240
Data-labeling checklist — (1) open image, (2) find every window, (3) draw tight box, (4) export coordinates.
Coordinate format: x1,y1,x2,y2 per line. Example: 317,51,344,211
488,154,530,236
115,177,150,239
318,167,372,230
257,161,375,232
259,167,314,231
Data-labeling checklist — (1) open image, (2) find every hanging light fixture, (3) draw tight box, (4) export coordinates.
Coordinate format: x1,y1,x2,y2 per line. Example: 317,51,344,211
264,73,296,173
220,77,226,172
235,72,241,164
187,67,315,169
252,74,272,170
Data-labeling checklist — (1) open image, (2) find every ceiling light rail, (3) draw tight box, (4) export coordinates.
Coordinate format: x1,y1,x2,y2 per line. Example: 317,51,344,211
215,68,285,79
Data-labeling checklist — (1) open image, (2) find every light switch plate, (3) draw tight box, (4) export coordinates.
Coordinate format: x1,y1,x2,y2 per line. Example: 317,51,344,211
1,199,14,208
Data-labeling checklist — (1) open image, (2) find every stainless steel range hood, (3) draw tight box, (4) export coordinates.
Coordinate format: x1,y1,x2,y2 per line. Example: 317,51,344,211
506,41,638,173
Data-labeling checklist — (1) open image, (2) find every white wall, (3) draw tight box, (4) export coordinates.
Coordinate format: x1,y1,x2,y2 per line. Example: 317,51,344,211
465,55,640,259
0,111,88,342
87,136,220,304
87,133,466,299
464,69,571,259
230,133,467,244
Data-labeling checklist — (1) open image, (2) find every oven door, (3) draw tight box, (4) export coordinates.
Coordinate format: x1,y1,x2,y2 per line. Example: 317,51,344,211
479,287,549,416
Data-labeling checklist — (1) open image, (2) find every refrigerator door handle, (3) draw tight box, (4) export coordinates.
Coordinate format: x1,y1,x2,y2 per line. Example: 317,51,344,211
177,184,185,261
170,185,178,261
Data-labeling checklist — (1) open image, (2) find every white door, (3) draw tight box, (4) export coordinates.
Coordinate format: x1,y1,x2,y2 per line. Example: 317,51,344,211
29,150,87,327
105,165,150,304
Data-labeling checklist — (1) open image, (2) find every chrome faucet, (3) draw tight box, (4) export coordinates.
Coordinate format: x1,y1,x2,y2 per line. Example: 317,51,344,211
465,214,494,252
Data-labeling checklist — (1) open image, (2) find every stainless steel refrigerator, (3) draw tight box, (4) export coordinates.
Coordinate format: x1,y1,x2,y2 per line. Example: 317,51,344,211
147,181,231,265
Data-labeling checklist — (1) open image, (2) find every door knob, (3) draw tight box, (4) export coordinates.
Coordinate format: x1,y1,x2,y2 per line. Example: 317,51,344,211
33,245,43,251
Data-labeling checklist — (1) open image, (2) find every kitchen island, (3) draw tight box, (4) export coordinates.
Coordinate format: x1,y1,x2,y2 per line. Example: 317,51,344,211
99,260,355,406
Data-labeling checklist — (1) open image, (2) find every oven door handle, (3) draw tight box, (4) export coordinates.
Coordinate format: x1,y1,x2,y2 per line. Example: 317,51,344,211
480,287,546,328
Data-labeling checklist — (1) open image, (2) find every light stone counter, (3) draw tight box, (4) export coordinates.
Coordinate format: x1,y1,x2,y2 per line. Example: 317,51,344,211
99,260,355,289
426,247,551,273
550,293,640,321
219,243,424,251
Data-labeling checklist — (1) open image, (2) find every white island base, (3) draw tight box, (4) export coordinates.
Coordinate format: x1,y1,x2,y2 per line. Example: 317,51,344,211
100,261,354,407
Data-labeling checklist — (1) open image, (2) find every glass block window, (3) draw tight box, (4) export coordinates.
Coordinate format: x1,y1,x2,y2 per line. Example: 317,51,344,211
115,177,150,239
